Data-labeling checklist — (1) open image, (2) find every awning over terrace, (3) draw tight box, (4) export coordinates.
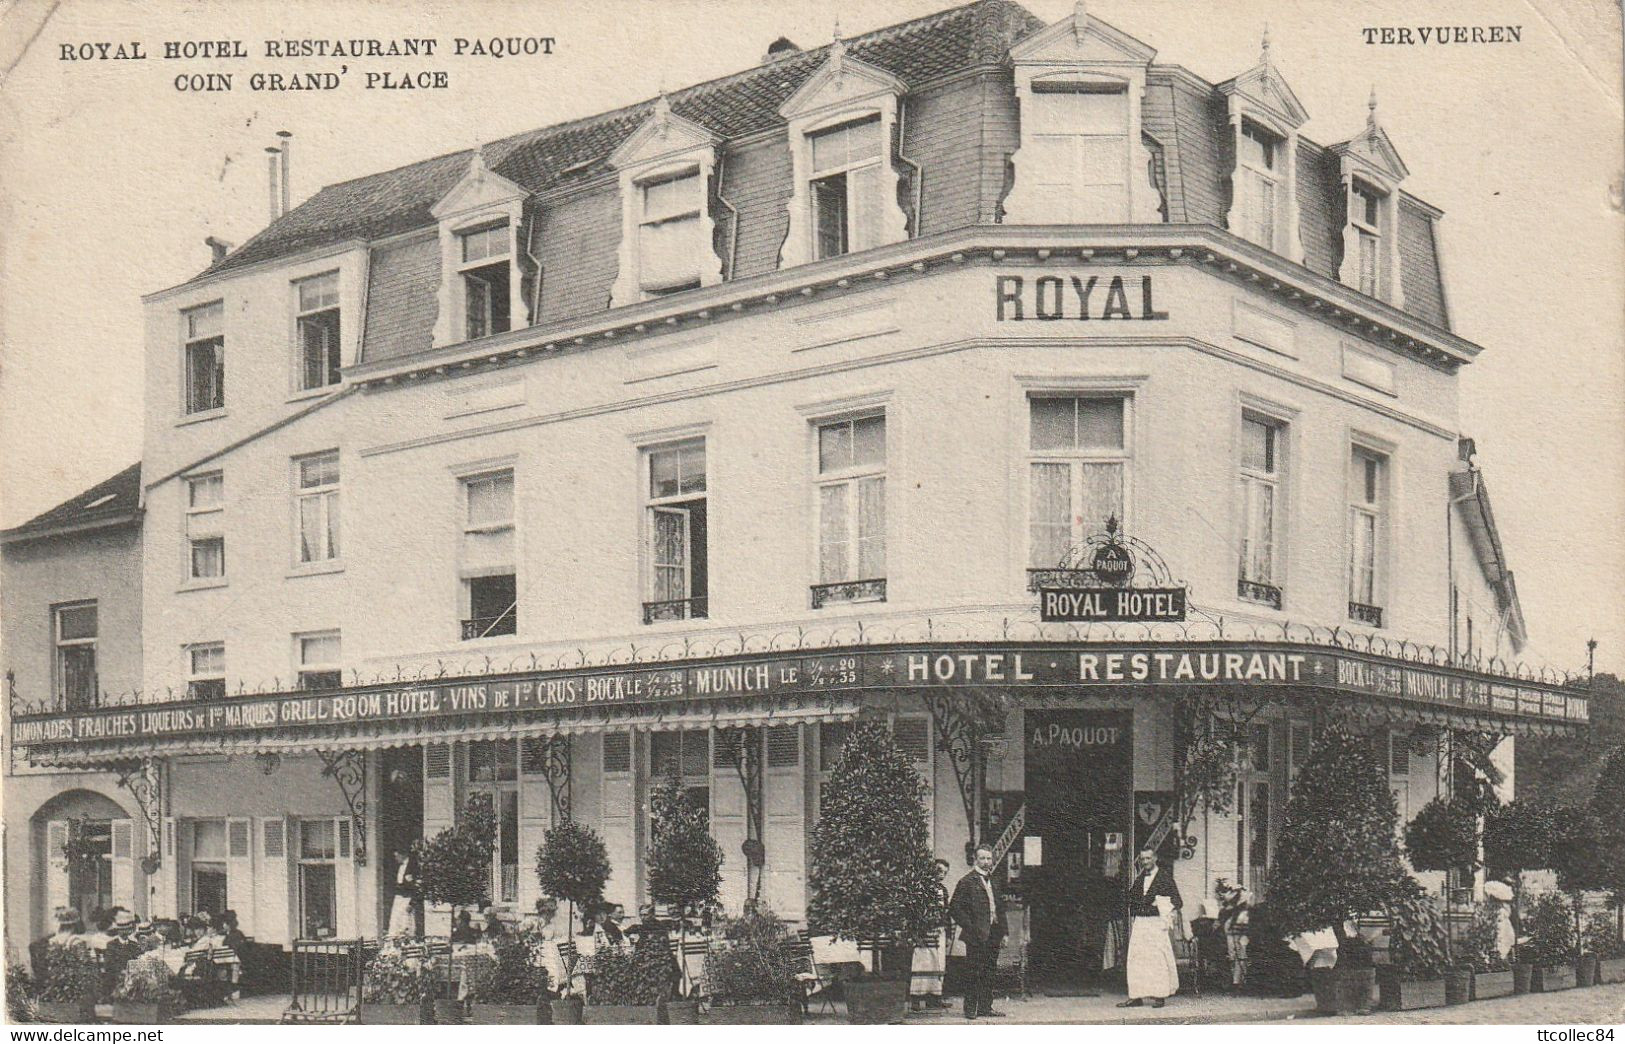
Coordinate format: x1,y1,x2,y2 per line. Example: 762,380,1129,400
9,637,1588,769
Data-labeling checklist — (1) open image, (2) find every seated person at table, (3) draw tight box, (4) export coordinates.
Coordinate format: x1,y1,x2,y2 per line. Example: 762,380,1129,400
450,908,479,945
482,906,507,938
592,905,625,948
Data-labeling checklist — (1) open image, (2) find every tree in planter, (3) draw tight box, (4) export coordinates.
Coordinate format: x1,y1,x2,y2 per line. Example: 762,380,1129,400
1268,724,1409,954
1483,797,1560,950
418,793,498,913
648,766,723,919
1549,804,1605,964
1590,746,1625,930
535,819,611,939
807,720,943,976
1403,796,1480,876
1522,891,1577,966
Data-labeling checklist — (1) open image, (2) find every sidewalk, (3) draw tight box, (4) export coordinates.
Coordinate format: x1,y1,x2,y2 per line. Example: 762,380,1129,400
808,990,1317,1026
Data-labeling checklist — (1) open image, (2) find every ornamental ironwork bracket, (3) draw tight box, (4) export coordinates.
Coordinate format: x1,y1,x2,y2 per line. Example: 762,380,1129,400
317,749,368,866
113,757,163,872
926,695,985,857
542,736,572,822
722,727,766,902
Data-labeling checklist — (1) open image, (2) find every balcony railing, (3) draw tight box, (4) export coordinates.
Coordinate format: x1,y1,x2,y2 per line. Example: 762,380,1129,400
1237,578,1283,609
188,679,226,702
1349,601,1385,627
461,611,517,640
1025,568,1098,592
810,578,887,609
642,596,708,625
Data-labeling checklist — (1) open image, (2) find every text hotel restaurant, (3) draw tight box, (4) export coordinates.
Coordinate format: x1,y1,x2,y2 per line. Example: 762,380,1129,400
3,0,1588,971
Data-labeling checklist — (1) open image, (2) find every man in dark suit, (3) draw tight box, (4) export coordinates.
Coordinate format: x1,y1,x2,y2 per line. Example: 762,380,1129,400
948,844,1007,1020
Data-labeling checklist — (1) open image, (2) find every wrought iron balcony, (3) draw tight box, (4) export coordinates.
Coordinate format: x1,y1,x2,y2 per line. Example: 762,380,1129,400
461,611,517,640
810,578,887,609
1025,568,1098,592
188,680,226,702
642,596,708,625
1237,578,1283,609
1348,601,1384,627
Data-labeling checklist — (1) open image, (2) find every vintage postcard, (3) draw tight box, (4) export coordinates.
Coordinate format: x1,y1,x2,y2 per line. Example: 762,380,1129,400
1,0,1621,1029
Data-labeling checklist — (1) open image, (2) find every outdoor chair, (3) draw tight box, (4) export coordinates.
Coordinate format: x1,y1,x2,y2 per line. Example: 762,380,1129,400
788,931,837,1016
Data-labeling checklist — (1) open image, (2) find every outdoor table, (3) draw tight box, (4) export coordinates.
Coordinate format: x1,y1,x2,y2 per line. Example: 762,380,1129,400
809,935,862,966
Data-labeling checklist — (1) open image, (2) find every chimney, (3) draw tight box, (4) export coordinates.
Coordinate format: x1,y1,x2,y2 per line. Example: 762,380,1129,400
205,236,233,264
763,36,800,63
277,130,292,217
265,146,282,222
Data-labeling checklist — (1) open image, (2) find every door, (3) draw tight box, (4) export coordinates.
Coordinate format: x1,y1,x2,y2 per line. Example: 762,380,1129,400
1023,710,1132,980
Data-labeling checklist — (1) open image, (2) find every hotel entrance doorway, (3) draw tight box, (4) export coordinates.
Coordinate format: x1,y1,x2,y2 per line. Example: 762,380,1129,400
1021,709,1132,984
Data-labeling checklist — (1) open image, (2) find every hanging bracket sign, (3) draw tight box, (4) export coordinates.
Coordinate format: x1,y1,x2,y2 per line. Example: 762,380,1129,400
1035,517,1188,622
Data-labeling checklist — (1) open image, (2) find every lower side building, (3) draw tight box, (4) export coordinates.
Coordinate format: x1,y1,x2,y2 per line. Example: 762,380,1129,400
12,620,1584,975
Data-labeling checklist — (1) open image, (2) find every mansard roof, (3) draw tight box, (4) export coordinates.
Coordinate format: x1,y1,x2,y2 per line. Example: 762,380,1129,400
200,0,1043,278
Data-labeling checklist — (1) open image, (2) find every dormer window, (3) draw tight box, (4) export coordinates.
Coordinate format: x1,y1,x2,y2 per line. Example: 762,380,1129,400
459,223,512,340
608,96,722,307
1023,82,1130,223
776,37,910,267
1332,93,1408,305
430,152,527,348
809,115,884,258
1237,121,1281,248
1351,181,1384,296
1002,5,1162,226
637,170,704,296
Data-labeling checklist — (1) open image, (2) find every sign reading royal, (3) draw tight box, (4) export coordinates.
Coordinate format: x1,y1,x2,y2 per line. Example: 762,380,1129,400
995,274,1170,322
1040,587,1187,623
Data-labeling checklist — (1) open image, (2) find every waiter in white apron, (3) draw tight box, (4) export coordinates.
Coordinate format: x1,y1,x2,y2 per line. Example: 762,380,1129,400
1117,849,1181,1008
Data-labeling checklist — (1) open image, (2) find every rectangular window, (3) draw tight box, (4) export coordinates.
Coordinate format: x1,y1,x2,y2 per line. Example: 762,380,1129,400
1238,121,1280,249
814,414,886,605
54,602,98,711
1028,396,1127,568
295,272,342,391
1237,415,1284,607
1235,723,1273,896
808,116,883,260
187,643,225,701
650,730,710,831
461,470,516,639
295,452,341,564
298,820,338,939
297,632,342,691
1348,448,1386,625
183,302,225,414
1026,83,1130,223
639,171,703,295
1352,182,1384,297
460,224,511,340
643,440,708,623
191,820,228,916
186,473,225,580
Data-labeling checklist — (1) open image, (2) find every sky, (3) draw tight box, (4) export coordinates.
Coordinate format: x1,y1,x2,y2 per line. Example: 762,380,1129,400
1,0,1621,674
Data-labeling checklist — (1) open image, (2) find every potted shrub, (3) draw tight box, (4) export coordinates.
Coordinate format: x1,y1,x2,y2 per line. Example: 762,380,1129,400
1483,798,1562,992
700,909,805,1024
1462,903,1516,1000
1378,887,1450,1010
106,953,184,1024
1585,912,1625,984
807,720,944,1025
535,818,610,1023
535,818,610,940
359,942,436,1024
1268,725,1406,1015
34,938,102,1023
1523,891,1578,992
584,932,671,1024
465,929,553,1024
647,766,723,1023
419,793,498,928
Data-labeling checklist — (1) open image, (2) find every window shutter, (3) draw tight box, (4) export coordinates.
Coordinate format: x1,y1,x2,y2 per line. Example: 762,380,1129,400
334,818,358,938
256,818,290,947
110,820,136,910
520,737,548,775
764,725,807,919
603,732,632,774
894,717,930,764
226,817,255,931
426,743,451,779
45,820,71,917
337,818,352,860
767,726,800,768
